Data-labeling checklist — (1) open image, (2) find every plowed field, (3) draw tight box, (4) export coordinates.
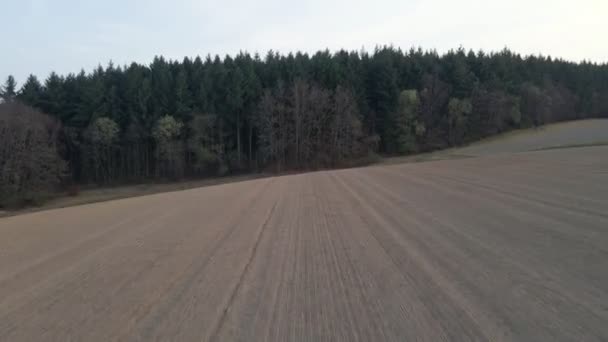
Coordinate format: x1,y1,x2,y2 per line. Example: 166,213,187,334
1,145,607,341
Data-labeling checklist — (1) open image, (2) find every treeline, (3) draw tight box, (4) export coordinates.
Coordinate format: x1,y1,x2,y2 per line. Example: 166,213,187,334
1,47,608,205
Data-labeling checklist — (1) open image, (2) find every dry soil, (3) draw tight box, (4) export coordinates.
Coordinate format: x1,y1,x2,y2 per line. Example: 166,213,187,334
1,146,607,341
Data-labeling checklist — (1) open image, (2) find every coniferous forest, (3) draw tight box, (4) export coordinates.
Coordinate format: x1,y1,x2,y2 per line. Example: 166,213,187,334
1,47,608,205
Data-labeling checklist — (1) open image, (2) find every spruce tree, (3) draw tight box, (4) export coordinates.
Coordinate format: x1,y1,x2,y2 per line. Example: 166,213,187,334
18,75,43,107
0,75,17,102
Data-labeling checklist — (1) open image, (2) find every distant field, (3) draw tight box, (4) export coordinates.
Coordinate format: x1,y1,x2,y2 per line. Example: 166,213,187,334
384,119,608,165
0,174,267,218
456,119,608,156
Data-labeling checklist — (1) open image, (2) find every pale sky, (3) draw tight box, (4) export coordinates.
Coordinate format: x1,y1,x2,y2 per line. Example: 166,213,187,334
2,0,607,85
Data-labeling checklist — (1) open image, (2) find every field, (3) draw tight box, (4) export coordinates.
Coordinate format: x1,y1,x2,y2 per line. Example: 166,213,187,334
383,118,608,165
456,119,608,155
1,123,608,340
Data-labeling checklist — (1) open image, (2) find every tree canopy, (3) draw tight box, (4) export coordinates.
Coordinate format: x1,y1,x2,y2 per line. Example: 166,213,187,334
3,46,607,186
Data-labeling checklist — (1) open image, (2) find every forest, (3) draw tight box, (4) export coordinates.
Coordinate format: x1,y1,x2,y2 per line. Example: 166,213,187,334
1,46,608,206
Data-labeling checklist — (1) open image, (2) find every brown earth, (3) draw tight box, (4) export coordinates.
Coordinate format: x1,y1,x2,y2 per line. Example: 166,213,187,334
1,145,607,341
453,118,608,156
384,118,608,165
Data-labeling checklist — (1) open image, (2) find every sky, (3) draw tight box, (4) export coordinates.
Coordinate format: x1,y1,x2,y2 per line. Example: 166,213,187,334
2,0,607,85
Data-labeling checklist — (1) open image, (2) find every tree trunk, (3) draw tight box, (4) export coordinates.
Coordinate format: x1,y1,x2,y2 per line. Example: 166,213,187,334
236,112,241,167
248,120,253,169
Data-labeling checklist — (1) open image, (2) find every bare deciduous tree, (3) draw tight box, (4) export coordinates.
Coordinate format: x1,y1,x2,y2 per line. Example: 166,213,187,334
257,80,369,170
0,102,66,207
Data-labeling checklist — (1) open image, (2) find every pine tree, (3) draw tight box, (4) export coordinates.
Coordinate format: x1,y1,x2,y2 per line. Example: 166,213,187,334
173,69,192,121
226,63,244,166
0,75,17,102
4,46,608,186
366,49,399,151
238,56,263,165
85,66,107,122
18,75,43,107
40,72,65,117
150,56,172,118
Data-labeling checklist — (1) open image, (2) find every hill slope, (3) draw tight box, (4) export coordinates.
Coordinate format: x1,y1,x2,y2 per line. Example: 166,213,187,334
386,119,608,165
456,119,608,156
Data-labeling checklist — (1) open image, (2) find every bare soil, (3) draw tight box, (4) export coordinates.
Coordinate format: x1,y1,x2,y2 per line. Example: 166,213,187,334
384,118,608,165
455,118,608,156
0,174,266,218
1,145,607,341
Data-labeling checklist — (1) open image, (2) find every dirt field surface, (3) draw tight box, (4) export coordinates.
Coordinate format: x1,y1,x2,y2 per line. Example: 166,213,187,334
456,119,608,156
1,145,608,341
383,119,608,166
